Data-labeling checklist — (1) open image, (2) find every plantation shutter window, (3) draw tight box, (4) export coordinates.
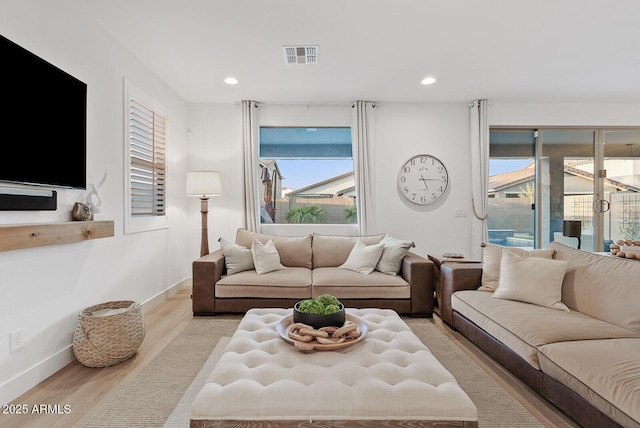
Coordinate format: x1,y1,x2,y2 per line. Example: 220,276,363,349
124,80,168,233
129,98,166,216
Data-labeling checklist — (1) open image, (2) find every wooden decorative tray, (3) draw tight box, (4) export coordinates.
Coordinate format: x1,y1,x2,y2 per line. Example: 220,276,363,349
276,313,368,351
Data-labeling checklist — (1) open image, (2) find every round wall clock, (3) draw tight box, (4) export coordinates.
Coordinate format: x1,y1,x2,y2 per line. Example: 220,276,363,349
397,154,449,205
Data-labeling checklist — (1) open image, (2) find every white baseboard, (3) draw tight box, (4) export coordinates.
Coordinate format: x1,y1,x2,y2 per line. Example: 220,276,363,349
0,278,192,406
0,345,75,406
141,277,191,314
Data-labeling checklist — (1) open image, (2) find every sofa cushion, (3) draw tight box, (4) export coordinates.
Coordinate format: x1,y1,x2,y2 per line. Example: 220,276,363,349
251,238,285,275
313,267,410,299
312,233,385,268
492,250,569,311
219,237,254,275
235,228,312,269
479,243,555,292
216,267,311,299
452,290,640,370
538,338,640,428
339,239,384,275
375,234,415,276
550,242,640,333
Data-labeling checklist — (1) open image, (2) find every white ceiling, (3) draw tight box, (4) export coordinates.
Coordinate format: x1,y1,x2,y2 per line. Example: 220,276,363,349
75,0,640,104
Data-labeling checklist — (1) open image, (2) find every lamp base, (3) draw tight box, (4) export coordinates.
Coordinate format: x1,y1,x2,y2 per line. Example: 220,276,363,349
199,197,209,257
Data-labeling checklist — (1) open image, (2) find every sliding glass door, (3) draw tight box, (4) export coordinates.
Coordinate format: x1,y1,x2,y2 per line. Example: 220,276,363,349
487,130,536,248
489,127,640,251
539,130,595,250
602,130,640,248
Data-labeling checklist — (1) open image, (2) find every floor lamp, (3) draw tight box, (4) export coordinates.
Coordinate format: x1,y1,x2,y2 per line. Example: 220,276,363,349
187,171,222,257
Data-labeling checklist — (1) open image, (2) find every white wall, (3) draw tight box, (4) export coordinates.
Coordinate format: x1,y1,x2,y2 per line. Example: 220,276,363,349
374,104,473,256
0,0,191,404
186,103,243,246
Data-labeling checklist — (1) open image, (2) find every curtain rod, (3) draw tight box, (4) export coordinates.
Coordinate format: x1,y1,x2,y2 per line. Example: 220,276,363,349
234,101,378,107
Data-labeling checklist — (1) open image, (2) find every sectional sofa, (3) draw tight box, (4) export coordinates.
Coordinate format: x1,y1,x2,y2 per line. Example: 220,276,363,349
192,228,434,316
439,242,640,428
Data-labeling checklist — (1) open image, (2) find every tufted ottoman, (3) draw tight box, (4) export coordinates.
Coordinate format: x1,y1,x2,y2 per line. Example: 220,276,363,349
190,308,477,427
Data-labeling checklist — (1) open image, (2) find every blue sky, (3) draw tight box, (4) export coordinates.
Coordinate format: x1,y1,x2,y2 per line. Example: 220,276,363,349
489,159,532,176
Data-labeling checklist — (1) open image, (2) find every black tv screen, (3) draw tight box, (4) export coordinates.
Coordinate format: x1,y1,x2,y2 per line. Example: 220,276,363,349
0,34,87,189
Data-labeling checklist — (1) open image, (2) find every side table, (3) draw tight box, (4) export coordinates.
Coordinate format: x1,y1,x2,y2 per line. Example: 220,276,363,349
428,254,481,318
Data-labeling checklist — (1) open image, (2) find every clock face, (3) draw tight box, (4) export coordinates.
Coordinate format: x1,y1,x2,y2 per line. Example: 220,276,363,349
397,155,449,205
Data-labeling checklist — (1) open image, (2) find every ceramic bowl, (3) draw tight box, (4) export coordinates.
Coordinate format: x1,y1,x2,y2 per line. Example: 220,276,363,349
293,301,346,330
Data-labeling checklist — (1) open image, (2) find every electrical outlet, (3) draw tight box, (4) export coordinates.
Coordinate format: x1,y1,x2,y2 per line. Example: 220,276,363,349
10,329,24,352
455,209,467,218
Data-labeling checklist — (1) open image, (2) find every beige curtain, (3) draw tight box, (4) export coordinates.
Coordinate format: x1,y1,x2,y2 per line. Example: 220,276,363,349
242,100,260,232
469,99,489,260
352,101,376,235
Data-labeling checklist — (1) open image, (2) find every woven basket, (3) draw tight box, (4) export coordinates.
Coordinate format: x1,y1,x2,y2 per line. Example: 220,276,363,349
73,300,145,368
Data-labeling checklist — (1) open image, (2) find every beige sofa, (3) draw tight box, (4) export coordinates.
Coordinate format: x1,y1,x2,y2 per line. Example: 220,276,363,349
439,242,640,428
192,229,434,317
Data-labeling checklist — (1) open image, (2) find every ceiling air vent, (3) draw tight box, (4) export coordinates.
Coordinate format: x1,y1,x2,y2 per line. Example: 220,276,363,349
283,46,318,64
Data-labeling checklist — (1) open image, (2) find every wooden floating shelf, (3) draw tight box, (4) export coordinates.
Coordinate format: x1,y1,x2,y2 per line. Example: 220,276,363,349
0,220,115,252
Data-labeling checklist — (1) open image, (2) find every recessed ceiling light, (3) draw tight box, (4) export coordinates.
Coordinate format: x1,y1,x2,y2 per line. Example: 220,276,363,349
224,77,238,85
421,77,436,85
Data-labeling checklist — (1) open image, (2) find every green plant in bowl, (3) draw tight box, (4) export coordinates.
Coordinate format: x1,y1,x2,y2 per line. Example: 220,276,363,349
293,294,345,329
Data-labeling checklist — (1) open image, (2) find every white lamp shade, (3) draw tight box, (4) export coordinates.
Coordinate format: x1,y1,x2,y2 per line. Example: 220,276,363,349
186,171,222,196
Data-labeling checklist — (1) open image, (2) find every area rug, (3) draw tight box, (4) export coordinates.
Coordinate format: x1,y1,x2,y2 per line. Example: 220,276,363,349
82,317,240,428
85,316,543,427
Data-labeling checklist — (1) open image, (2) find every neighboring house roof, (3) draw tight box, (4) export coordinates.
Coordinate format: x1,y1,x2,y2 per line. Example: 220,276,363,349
260,159,283,179
489,162,640,193
336,186,356,196
287,171,355,197
281,187,295,196
564,165,640,192
488,164,534,193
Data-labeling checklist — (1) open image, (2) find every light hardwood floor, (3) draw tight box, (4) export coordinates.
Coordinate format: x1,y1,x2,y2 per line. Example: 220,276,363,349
2,287,578,428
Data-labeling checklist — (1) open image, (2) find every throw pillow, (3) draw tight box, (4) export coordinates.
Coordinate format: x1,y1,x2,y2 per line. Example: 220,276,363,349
339,239,384,275
219,237,254,275
375,234,415,275
492,250,569,311
251,238,285,275
479,243,555,292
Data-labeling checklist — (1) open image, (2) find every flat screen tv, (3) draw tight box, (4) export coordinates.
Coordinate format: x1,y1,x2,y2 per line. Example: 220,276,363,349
0,34,87,190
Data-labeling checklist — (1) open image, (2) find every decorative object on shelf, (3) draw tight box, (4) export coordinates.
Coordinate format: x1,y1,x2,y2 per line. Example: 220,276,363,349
563,220,582,249
397,154,449,205
84,172,107,217
73,300,145,368
72,202,93,221
187,171,222,257
610,240,640,259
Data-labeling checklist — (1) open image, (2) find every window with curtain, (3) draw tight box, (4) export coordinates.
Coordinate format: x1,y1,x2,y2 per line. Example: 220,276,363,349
124,80,168,233
258,127,356,224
